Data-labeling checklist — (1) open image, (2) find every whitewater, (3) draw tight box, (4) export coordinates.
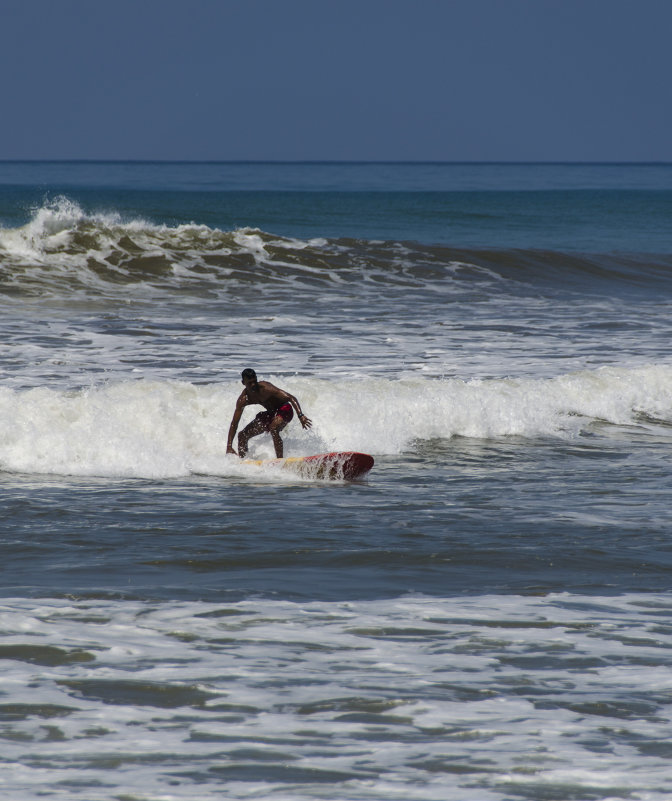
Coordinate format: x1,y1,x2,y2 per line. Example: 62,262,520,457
1,367,672,479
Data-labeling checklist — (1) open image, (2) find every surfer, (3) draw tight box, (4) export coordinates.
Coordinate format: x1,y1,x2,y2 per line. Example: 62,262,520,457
226,368,312,458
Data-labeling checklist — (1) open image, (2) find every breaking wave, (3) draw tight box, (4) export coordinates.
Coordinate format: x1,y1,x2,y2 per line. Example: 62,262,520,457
1,366,671,478
1,198,671,302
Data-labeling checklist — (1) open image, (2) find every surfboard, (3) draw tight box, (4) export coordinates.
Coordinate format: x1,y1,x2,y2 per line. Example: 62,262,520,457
245,451,374,480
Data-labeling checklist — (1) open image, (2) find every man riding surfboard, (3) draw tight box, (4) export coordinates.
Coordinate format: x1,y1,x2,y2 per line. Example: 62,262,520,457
226,368,312,458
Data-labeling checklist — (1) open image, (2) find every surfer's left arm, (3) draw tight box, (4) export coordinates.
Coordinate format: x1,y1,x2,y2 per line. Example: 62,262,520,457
287,392,312,429
274,386,312,429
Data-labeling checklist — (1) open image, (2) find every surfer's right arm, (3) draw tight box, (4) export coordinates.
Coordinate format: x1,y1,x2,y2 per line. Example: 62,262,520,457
226,393,248,455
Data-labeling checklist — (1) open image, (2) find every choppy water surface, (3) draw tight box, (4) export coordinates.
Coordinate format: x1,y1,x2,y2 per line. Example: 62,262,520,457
3,593,672,800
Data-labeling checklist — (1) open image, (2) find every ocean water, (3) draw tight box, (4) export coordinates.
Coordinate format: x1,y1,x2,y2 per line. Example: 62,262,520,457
1,161,672,800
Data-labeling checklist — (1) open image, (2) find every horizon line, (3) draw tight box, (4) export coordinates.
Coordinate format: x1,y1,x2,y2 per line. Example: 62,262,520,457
1,159,671,166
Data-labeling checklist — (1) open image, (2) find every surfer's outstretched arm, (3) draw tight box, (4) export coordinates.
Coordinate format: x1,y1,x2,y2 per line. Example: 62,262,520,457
268,385,312,429
287,393,312,429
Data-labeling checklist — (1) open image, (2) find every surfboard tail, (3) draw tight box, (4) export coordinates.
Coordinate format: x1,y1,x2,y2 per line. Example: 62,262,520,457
297,452,374,480
245,452,374,480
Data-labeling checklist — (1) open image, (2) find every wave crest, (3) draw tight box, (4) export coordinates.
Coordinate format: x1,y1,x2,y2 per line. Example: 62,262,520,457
2,197,671,302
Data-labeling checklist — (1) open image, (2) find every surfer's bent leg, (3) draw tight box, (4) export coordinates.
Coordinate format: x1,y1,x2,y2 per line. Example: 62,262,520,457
270,427,283,458
267,403,293,458
237,416,267,458
268,414,290,458
238,406,292,458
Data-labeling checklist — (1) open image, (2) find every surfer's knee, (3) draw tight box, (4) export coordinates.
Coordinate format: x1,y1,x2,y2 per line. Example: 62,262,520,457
269,417,287,434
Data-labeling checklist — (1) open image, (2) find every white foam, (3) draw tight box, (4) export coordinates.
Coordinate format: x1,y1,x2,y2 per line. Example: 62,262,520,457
0,365,671,478
296,364,672,453
1,592,672,800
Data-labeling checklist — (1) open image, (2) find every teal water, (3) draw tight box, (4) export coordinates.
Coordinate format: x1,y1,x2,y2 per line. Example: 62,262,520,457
2,161,672,250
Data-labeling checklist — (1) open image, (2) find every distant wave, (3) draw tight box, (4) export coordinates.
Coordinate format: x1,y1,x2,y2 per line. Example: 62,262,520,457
1,197,671,300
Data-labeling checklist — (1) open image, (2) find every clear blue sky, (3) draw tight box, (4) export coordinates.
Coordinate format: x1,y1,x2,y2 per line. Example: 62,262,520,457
3,0,671,161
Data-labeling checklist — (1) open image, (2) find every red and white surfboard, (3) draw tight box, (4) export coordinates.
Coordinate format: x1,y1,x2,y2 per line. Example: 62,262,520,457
246,451,374,480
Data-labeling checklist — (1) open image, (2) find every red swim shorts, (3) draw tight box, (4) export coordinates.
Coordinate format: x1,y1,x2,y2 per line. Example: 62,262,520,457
254,402,294,430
